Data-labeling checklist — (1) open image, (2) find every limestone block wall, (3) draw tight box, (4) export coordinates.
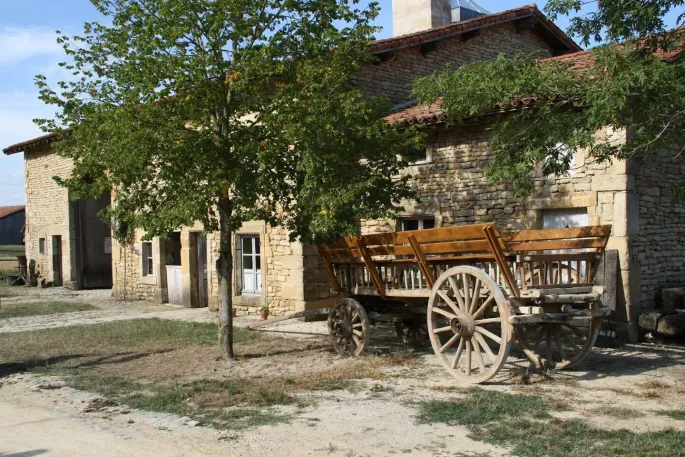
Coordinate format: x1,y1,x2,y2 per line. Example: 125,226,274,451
632,146,685,310
354,24,554,105
111,231,165,302
206,223,307,316
361,124,619,235
351,123,642,336
23,145,78,287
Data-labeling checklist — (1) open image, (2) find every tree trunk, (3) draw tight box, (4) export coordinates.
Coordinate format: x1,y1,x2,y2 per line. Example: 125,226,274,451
217,196,234,359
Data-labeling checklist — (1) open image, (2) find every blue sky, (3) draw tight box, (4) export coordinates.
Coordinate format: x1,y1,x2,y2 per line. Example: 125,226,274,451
0,0,682,206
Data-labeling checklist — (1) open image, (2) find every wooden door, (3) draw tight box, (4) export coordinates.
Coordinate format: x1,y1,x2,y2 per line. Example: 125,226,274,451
75,192,113,289
52,235,62,287
196,234,208,307
166,265,183,305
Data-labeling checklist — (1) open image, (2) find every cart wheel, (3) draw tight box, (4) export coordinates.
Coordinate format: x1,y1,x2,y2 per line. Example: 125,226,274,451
395,319,429,347
427,266,513,384
515,318,601,370
328,298,370,357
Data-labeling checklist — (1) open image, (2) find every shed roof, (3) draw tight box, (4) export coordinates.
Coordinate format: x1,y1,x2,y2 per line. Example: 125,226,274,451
0,205,25,219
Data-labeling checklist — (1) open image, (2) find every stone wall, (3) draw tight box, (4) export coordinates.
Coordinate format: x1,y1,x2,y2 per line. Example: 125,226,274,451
350,122,644,336
111,235,162,301
632,146,685,311
23,145,78,287
354,24,554,105
209,223,309,316
360,123,622,234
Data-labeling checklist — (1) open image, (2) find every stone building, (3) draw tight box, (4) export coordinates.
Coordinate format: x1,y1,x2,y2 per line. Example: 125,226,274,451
3,133,113,289
107,2,582,315
4,1,683,341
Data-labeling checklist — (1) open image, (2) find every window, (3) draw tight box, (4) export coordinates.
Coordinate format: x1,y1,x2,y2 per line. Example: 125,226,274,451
399,217,436,231
542,208,588,230
142,242,154,276
240,235,262,294
410,145,431,165
545,143,577,176
39,238,46,255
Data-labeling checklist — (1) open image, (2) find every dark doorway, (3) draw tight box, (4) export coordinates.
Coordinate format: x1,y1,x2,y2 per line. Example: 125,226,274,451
52,235,62,287
195,233,208,307
73,192,113,289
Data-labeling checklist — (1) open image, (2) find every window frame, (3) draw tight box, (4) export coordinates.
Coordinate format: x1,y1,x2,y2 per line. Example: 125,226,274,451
409,144,432,165
239,235,262,295
399,217,436,232
38,238,46,255
141,241,154,277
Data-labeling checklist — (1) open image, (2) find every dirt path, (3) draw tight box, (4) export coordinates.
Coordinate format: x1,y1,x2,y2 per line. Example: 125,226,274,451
0,374,505,457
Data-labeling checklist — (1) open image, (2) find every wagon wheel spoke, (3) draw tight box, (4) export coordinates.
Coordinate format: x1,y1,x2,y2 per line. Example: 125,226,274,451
472,337,487,372
472,295,495,320
463,274,471,312
475,326,502,345
545,328,553,366
469,278,481,314
432,306,458,321
561,327,581,352
474,332,495,363
433,325,452,334
465,340,472,376
351,334,361,348
451,339,465,369
553,327,568,362
474,317,501,325
437,290,461,316
447,276,466,310
439,333,461,353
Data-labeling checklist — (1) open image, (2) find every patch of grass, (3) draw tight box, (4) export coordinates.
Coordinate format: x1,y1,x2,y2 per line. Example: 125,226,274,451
65,372,294,430
478,418,685,457
0,318,257,367
415,387,685,457
658,409,685,421
0,301,98,319
592,406,644,419
641,380,671,390
416,389,557,426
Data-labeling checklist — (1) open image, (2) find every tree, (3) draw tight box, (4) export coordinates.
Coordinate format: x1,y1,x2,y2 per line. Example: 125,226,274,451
411,1,685,196
36,0,422,359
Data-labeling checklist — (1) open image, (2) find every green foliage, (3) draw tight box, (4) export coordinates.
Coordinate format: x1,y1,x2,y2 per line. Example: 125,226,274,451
412,46,685,196
412,1,685,197
546,0,684,49
35,0,422,243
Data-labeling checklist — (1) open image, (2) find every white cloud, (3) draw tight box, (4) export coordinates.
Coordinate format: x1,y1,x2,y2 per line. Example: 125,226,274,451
0,27,63,66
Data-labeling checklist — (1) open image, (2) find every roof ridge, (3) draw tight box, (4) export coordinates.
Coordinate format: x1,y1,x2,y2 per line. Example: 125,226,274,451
371,4,540,48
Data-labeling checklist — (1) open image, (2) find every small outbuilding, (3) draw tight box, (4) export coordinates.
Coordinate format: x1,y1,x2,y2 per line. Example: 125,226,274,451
0,205,25,246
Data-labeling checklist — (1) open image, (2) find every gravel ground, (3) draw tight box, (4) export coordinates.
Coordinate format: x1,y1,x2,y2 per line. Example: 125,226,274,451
2,287,685,456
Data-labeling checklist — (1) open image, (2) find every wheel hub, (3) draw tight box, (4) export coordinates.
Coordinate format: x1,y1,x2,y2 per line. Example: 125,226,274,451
450,313,475,337
333,320,353,338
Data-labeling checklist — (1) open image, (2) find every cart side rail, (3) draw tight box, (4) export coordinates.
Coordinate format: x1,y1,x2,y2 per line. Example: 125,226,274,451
318,224,612,299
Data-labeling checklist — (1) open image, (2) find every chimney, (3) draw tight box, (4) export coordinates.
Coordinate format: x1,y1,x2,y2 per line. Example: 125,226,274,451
392,0,490,37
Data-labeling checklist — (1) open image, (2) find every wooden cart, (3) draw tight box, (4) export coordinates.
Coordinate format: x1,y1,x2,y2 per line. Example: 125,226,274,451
317,223,612,384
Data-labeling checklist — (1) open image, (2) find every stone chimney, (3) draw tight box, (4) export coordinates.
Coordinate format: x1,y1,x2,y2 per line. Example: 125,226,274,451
392,0,490,37
392,0,451,37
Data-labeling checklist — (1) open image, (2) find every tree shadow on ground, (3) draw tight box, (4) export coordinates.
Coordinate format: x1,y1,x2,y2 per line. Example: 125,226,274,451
0,349,175,379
